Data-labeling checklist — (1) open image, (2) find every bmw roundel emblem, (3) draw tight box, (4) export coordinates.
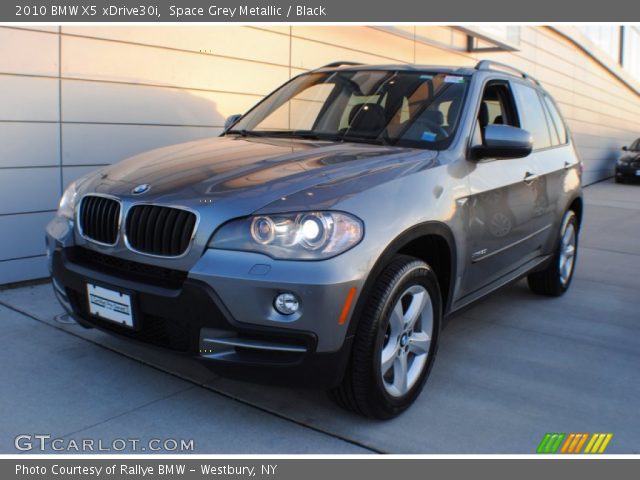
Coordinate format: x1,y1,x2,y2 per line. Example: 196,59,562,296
132,184,151,195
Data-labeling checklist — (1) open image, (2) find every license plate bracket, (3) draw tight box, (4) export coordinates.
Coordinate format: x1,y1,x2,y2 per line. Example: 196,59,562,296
86,283,135,328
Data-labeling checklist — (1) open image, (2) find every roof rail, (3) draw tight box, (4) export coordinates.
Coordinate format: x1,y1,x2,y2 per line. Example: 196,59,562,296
317,61,363,69
475,60,540,85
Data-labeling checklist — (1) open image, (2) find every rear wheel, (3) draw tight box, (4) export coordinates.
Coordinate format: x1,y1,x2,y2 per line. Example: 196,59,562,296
330,255,441,419
527,210,578,296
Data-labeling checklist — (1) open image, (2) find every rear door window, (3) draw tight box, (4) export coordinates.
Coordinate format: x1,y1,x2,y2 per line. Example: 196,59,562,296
512,83,552,149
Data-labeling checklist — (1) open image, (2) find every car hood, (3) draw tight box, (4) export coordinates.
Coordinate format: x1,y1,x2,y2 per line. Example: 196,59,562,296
81,136,438,215
620,151,640,163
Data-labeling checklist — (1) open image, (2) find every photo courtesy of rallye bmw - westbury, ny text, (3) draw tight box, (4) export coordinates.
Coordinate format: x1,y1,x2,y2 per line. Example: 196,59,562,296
0,0,639,478
15,463,277,477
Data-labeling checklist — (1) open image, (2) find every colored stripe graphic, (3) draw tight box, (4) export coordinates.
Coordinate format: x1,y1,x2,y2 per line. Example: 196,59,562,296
560,433,589,453
537,433,566,453
539,433,613,454
584,433,613,454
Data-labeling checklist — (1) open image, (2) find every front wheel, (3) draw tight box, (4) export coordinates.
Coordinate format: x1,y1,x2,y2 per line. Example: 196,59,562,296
330,255,441,419
527,210,579,296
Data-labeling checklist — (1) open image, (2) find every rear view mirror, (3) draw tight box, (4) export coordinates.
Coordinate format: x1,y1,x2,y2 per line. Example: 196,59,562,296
622,145,628,151
472,124,533,160
224,114,242,132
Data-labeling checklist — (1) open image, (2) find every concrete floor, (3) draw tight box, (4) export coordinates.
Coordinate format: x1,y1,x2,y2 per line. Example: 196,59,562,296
1,179,638,454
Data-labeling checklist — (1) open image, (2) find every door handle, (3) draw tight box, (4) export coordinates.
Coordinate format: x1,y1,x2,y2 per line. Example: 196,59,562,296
524,171,538,184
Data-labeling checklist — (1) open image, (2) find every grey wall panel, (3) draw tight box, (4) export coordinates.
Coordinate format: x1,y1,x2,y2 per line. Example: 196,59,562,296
0,256,48,284
60,35,290,95
8,26,59,33
61,80,257,127
0,123,60,168
0,212,52,261
62,123,221,167
0,27,58,76
61,26,291,66
0,168,60,215
0,75,59,122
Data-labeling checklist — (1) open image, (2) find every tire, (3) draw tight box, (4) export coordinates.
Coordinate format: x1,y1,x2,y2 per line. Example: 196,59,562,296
329,255,441,419
527,210,578,296
615,176,624,184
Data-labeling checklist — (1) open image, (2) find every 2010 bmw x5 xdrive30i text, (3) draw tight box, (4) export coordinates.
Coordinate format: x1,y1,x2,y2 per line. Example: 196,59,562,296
47,60,583,418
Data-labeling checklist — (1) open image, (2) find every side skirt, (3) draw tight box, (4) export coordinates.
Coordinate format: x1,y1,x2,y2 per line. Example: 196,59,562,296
448,254,553,316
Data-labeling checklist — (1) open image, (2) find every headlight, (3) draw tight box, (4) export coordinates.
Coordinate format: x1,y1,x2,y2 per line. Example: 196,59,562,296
209,211,364,260
57,181,78,219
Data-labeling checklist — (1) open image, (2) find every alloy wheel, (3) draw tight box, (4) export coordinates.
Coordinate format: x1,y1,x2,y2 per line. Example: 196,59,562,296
380,285,433,397
559,221,577,286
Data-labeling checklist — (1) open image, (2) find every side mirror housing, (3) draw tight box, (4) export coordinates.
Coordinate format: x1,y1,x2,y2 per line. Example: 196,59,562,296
622,145,628,151
224,114,242,132
471,124,533,160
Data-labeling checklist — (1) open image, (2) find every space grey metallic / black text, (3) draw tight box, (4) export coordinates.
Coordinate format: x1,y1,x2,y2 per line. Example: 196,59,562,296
47,61,582,418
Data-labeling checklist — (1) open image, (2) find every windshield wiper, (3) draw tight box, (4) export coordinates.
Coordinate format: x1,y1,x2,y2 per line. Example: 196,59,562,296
226,129,273,137
287,132,392,146
226,129,392,146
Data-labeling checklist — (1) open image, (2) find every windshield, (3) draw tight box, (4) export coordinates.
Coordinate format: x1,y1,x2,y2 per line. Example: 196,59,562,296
228,70,469,149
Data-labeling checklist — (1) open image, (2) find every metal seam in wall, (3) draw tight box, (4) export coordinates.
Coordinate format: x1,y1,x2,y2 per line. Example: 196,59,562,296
58,25,63,196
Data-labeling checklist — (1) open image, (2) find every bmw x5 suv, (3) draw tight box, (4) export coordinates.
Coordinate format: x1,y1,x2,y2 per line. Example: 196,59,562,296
47,60,583,418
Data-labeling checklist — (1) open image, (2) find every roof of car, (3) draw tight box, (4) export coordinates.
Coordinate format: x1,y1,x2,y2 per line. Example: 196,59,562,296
314,60,541,87
315,63,477,75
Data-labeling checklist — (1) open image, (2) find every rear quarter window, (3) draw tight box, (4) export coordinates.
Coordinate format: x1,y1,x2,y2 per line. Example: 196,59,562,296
542,95,568,145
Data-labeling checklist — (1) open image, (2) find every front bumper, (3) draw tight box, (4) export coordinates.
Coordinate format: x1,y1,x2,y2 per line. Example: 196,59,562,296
49,244,354,388
615,164,640,180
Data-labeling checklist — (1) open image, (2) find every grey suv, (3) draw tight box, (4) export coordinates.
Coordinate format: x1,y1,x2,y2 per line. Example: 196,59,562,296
47,60,582,418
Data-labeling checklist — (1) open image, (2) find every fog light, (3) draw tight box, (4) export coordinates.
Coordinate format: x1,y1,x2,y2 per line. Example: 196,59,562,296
274,292,300,315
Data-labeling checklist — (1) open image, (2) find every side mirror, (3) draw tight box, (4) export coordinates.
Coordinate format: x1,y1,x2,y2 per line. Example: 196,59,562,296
224,114,242,132
472,124,533,160
622,145,628,151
